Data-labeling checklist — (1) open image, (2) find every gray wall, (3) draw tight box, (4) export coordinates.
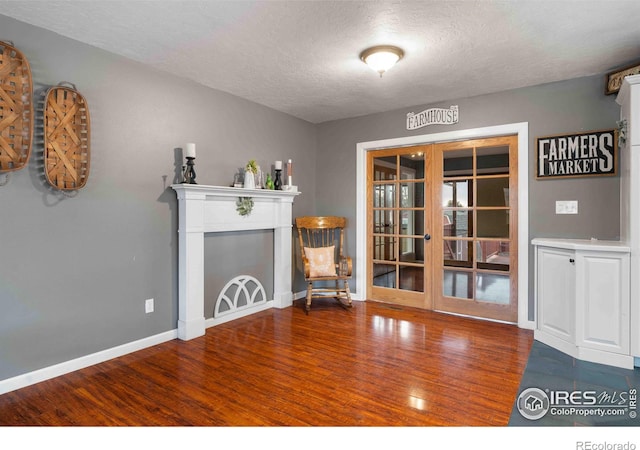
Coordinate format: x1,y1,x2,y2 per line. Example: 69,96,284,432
0,15,316,381
204,230,274,318
316,75,621,319
0,13,623,384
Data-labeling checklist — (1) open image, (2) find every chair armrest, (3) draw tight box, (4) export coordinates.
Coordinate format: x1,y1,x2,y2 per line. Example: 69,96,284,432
301,256,311,278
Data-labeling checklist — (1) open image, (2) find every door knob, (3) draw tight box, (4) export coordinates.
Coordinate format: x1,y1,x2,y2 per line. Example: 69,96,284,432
424,234,431,241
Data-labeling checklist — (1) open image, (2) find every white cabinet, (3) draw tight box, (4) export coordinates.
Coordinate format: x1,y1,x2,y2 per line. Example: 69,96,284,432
533,238,632,369
536,246,575,344
577,251,630,356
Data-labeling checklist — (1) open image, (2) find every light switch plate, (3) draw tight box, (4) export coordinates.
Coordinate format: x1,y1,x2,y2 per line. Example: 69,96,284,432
556,200,578,214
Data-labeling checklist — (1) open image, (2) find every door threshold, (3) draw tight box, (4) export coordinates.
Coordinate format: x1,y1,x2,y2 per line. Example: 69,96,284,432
434,308,517,326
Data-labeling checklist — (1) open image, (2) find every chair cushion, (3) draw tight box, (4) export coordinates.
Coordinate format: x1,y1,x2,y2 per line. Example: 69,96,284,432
305,245,336,277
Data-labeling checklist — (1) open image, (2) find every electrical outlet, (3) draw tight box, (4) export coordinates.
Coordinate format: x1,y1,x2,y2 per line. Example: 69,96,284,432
556,200,578,214
145,298,154,314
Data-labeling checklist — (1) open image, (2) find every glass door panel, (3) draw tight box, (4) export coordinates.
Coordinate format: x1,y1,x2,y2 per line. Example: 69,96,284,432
400,153,425,179
401,182,424,208
442,179,472,208
443,148,473,177
374,156,397,180
476,145,510,175
399,237,424,263
477,210,509,238
475,273,510,304
373,209,395,235
443,239,473,268
373,263,396,288
400,209,424,235
374,183,396,208
443,210,472,237
443,270,474,299
476,241,510,271
434,135,518,323
373,235,396,262
476,178,509,207
400,266,424,292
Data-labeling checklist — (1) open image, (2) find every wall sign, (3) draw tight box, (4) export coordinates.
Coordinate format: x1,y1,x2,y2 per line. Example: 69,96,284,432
406,105,458,130
536,129,617,179
605,62,640,95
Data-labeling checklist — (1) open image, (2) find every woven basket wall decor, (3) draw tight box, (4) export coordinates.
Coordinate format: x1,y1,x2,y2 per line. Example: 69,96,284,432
43,82,91,190
0,41,33,173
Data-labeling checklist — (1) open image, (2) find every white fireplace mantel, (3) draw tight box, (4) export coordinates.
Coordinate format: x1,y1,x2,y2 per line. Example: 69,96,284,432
171,184,300,340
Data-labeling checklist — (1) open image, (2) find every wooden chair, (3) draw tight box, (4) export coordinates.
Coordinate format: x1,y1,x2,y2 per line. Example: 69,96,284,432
295,216,353,313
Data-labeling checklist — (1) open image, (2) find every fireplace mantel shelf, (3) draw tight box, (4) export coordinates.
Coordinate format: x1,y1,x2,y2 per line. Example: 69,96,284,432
172,184,300,200
171,184,300,340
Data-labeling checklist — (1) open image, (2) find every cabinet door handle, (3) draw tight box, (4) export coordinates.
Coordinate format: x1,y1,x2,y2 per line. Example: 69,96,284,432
569,258,575,263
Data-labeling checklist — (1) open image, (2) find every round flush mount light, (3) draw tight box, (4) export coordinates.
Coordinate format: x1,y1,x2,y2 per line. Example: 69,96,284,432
360,45,404,77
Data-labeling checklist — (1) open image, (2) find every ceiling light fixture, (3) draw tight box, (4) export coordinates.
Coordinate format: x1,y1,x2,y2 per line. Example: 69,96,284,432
360,45,404,77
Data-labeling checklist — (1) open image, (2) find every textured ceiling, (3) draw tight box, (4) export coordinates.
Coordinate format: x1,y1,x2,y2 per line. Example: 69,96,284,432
1,1,640,124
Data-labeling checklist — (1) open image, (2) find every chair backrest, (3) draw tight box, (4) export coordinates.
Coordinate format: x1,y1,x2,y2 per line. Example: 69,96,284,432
295,216,347,261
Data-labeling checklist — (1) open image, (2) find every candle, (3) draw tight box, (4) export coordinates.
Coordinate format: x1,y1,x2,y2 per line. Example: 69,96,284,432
275,160,282,170
185,143,196,159
287,159,292,176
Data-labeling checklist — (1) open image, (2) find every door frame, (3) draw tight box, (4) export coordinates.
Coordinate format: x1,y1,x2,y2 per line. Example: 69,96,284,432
355,122,533,330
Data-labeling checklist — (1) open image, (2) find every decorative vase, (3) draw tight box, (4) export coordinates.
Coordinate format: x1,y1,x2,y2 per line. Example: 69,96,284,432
244,170,255,189
255,166,263,188
265,174,275,190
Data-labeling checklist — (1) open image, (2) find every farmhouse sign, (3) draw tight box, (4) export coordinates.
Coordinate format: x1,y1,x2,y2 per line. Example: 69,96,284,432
406,105,459,130
536,129,617,179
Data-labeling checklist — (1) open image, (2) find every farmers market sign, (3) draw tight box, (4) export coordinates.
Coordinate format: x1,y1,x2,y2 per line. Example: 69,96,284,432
536,129,617,179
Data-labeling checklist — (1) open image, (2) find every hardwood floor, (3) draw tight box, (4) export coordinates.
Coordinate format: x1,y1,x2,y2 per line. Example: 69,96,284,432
0,300,533,426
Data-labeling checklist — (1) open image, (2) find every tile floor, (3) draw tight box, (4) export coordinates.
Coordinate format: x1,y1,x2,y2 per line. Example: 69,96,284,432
509,340,640,426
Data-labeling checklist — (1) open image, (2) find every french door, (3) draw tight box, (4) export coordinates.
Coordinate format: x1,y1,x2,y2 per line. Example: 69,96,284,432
367,136,518,323
368,145,433,309
432,136,518,323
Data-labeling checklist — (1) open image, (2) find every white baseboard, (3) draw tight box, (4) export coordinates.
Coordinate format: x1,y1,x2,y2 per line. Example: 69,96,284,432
0,329,178,395
205,302,273,328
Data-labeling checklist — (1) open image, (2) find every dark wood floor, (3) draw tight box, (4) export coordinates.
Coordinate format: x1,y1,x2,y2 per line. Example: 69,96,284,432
0,300,533,426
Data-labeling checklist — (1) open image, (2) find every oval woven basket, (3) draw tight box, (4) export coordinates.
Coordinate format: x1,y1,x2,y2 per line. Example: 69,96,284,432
0,41,33,173
43,82,91,190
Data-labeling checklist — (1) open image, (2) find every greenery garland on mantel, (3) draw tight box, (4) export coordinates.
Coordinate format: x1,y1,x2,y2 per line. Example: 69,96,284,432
236,196,254,216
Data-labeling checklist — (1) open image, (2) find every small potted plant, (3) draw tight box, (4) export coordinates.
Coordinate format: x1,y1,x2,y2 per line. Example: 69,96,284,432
244,159,258,189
